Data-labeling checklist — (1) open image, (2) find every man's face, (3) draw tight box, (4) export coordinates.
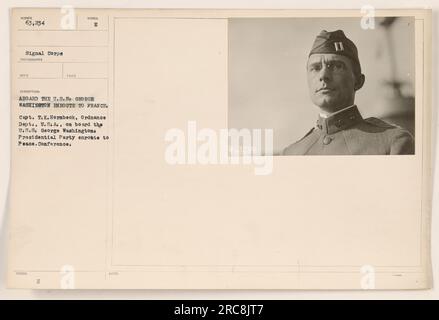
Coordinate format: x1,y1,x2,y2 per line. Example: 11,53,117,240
307,53,357,113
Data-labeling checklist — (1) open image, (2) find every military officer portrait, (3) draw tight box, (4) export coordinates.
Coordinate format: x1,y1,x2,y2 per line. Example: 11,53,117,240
282,29,414,155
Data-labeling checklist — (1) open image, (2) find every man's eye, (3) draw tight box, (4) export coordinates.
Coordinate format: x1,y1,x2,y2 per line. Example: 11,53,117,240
310,65,321,72
329,62,344,71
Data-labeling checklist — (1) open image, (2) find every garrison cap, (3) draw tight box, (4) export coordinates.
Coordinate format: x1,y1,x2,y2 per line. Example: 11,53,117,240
309,30,362,74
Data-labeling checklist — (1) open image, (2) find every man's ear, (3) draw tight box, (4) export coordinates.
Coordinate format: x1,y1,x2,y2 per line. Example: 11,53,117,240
354,74,365,91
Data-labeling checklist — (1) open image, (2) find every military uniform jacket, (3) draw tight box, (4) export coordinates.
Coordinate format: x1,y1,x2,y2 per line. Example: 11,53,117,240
282,105,414,155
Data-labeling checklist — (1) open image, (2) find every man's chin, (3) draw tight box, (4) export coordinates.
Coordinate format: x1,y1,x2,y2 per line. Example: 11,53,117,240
313,99,338,111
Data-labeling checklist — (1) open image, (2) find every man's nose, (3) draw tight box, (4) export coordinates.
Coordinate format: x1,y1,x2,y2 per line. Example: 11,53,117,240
319,65,331,82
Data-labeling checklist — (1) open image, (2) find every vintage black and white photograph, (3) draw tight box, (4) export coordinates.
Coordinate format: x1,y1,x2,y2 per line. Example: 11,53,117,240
5,7,433,294
228,17,415,155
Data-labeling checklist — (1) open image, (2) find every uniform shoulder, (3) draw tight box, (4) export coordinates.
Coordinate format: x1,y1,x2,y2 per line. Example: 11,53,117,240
360,117,414,154
363,117,397,129
363,117,412,137
282,128,316,155
358,117,412,136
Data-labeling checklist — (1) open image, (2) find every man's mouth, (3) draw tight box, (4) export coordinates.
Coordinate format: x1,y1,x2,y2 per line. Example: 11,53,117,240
317,87,334,93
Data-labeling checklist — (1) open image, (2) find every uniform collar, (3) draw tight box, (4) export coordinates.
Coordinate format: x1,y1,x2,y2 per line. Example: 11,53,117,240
316,105,363,135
